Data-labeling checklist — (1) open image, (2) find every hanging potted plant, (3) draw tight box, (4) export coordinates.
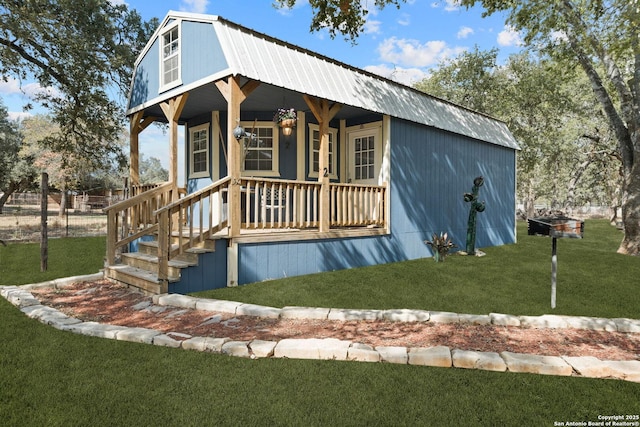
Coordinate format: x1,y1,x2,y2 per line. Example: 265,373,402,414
274,108,297,135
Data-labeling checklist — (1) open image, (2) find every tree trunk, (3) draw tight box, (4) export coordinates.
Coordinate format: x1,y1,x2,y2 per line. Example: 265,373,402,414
58,185,67,218
563,14,639,255
524,181,536,218
564,157,592,214
618,147,640,255
0,181,19,214
0,191,10,214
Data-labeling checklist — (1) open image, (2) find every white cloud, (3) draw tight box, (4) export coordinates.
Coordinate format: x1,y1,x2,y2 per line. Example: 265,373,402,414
275,0,307,16
497,25,523,47
364,19,382,35
8,111,32,122
365,64,428,86
0,78,59,99
377,37,465,68
430,0,461,11
550,30,569,43
397,13,410,26
457,26,474,39
0,78,21,95
444,0,461,11
179,0,208,14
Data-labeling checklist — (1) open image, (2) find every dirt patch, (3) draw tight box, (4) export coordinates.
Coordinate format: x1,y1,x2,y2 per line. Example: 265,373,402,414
31,280,640,361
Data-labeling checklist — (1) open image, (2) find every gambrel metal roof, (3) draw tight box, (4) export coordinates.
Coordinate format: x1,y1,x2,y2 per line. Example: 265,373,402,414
129,11,519,150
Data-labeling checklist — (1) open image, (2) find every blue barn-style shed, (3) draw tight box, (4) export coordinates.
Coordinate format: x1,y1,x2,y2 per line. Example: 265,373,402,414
104,11,519,294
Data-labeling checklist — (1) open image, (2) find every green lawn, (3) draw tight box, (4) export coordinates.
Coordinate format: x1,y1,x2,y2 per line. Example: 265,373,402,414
0,236,105,286
0,223,639,426
196,220,640,319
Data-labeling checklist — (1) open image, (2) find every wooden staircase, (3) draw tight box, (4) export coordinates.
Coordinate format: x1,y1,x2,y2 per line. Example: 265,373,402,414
103,179,230,295
105,232,218,294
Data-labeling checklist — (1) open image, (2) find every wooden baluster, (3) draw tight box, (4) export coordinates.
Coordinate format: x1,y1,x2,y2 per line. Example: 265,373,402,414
158,210,169,284
209,190,214,236
199,195,204,242
285,183,291,228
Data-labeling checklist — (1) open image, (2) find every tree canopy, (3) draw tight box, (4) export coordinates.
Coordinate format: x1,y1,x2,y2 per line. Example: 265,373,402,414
273,0,405,42
0,0,156,170
416,48,620,219
456,0,639,254
0,100,37,214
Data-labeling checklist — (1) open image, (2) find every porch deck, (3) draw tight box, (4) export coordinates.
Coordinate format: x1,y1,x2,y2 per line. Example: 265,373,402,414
103,177,388,294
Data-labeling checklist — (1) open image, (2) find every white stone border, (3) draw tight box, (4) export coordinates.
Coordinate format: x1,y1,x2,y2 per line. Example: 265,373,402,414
1,277,639,383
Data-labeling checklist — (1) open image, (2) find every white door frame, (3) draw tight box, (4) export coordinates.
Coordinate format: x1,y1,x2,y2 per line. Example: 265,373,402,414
346,122,383,185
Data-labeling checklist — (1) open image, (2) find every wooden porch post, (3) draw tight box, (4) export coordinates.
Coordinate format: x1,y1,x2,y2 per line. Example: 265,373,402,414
159,93,189,194
129,112,156,187
304,95,341,232
215,76,260,237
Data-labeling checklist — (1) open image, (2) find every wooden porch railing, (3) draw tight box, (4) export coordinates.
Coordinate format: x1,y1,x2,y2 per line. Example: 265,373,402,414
239,178,387,230
330,182,387,227
105,176,387,286
154,177,231,283
240,177,321,229
104,182,180,266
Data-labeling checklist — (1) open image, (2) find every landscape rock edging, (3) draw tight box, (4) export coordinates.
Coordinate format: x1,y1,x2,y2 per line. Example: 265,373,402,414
1,277,639,383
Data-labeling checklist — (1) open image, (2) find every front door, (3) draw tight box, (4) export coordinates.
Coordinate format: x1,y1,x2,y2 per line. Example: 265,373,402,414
347,126,381,185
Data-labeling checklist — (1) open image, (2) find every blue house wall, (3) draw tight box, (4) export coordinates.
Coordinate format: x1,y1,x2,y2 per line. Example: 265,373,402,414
234,118,516,285
129,20,227,110
169,238,228,294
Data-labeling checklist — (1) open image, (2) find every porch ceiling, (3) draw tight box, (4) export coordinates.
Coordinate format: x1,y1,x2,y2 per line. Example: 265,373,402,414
141,79,371,125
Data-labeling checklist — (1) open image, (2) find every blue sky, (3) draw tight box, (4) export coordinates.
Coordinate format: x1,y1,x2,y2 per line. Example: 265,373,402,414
0,1,522,175
125,0,522,85
1,0,522,121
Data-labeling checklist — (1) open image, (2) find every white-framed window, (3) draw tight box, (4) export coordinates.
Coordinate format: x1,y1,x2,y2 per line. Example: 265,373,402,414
160,21,181,91
347,123,383,185
241,121,280,176
354,134,376,180
189,124,209,179
308,124,337,179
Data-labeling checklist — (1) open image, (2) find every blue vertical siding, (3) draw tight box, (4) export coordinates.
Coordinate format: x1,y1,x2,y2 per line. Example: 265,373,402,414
129,39,159,109
181,21,227,84
237,234,401,285
390,119,516,254
169,238,228,293
235,118,516,285
128,20,227,110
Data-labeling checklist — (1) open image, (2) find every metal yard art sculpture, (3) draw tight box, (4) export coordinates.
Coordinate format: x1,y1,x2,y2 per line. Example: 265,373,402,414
463,176,486,255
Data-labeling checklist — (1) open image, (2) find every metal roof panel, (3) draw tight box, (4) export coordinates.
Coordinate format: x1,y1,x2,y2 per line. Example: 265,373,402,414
142,13,520,150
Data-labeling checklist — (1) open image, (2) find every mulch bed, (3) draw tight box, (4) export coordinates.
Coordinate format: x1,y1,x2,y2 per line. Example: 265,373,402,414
31,280,640,361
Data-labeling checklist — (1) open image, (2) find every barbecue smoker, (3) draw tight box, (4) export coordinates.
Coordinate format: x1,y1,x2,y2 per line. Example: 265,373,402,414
527,216,584,309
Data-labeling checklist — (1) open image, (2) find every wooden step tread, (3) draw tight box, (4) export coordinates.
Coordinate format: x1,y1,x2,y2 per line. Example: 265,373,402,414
169,231,225,240
139,240,215,254
121,252,196,268
107,264,179,283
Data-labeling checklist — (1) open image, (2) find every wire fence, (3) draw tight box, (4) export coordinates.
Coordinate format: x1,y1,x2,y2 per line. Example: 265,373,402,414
0,204,109,243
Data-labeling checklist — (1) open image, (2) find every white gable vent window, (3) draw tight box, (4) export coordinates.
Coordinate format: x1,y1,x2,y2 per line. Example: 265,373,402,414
160,22,181,91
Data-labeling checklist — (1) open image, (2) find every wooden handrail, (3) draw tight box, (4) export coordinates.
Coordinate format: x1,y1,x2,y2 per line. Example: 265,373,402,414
104,182,174,214
104,182,179,266
154,177,232,283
